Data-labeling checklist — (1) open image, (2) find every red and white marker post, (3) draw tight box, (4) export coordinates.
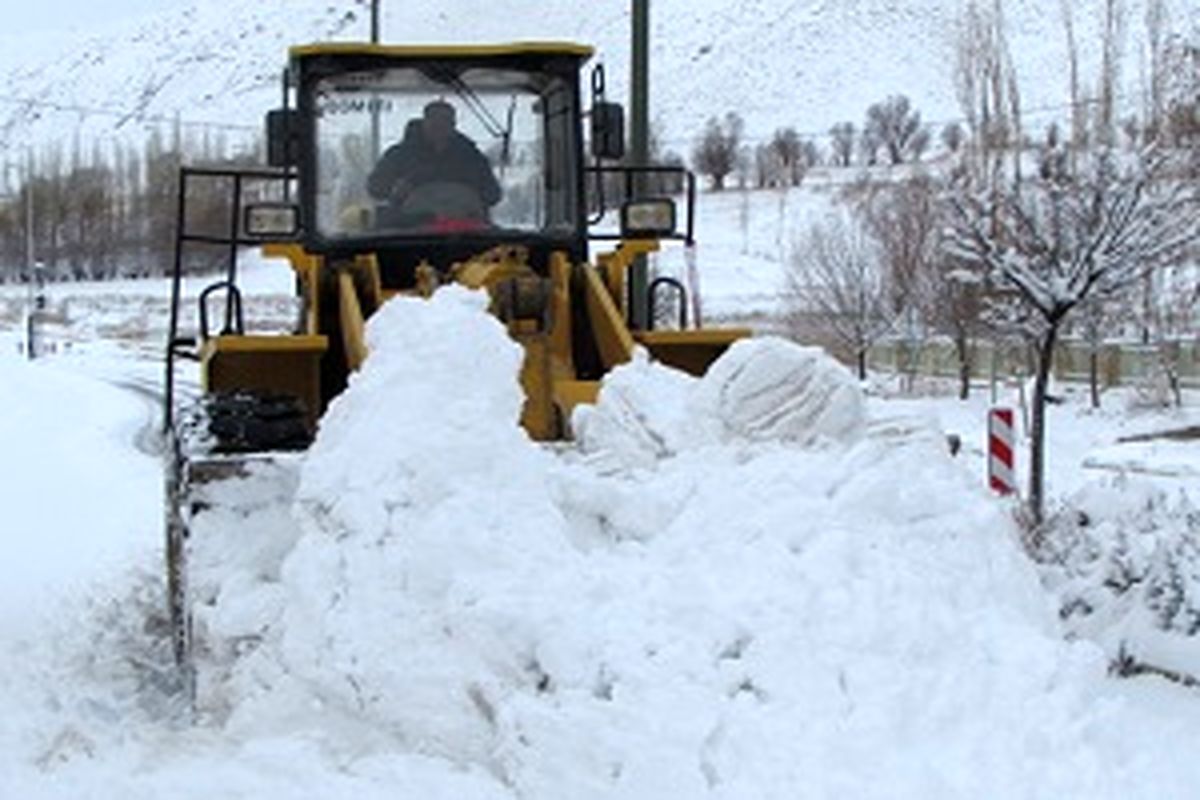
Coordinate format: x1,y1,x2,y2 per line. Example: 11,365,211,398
987,407,1017,496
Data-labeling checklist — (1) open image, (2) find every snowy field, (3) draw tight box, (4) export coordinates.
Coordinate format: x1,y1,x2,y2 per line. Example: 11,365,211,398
1,193,1199,797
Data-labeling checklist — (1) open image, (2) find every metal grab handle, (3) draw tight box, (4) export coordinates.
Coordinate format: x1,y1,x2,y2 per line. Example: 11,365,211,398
647,276,688,331
198,281,245,338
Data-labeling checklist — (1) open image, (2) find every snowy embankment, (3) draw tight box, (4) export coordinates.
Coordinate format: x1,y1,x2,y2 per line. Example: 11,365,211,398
0,346,164,795
4,288,1200,797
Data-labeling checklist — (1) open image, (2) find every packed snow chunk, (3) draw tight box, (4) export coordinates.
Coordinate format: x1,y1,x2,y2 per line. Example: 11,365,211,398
692,337,864,445
570,349,696,469
574,336,864,468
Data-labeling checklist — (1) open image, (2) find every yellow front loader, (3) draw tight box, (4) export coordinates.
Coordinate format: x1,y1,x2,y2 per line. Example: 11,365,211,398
162,42,749,684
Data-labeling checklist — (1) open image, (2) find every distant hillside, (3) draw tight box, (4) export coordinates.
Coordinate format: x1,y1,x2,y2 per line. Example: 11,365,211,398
0,0,1194,157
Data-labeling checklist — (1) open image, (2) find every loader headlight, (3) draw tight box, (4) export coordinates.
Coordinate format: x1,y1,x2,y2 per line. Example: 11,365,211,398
243,203,301,239
620,198,676,239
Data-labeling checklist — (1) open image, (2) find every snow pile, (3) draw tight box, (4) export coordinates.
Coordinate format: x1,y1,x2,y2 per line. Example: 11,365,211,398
181,285,1200,797
221,288,571,765
1044,476,1200,678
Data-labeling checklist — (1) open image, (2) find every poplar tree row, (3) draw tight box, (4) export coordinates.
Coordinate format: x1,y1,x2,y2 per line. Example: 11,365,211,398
0,126,261,283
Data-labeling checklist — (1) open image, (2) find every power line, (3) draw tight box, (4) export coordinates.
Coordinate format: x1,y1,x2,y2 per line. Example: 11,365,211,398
0,93,258,133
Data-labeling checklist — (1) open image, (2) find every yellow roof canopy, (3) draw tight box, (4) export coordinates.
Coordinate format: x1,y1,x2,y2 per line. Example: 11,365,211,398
289,41,594,61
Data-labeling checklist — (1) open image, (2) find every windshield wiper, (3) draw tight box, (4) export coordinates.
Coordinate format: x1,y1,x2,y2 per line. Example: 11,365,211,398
428,65,506,140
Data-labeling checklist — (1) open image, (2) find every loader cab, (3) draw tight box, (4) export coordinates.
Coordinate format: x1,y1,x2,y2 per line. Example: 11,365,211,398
267,43,606,287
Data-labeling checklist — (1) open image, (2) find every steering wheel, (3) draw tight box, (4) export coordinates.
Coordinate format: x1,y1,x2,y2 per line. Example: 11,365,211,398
397,180,487,221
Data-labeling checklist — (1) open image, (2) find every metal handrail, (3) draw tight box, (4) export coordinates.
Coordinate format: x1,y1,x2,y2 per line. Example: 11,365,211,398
198,281,245,338
162,165,295,434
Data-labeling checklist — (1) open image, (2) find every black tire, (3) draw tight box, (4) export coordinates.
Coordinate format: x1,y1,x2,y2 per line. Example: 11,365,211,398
192,391,312,454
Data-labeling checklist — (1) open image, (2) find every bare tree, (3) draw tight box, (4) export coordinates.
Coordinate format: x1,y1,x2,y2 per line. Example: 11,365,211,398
734,144,753,190
852,174,943,388
1037,123,1069,180
800,139,822,169
954,0,1022,180
945,146,1197,525
829,122,856,167
908,127,932,162
853,174,939,317
942,122,965,154
785,214,895,379
691,112,744,190
770,127,806,186
1161,35,1199,148
753,143,785,188
932,254,986,399
1060,0,1086,163
859,126,882,167
1143,0,1167,142
864,94,924,165
1096,0,1127,149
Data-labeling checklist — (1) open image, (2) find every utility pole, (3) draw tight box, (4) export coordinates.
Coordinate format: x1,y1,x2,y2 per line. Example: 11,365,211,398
22,155,38,360
370,0,382,160
25,162,33,279
629,0,650,330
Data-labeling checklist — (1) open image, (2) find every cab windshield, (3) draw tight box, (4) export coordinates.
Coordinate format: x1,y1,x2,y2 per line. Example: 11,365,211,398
310,65,578,241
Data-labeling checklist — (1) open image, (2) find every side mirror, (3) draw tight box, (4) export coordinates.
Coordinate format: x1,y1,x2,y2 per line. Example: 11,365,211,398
266,109,304,168
591,102,625,160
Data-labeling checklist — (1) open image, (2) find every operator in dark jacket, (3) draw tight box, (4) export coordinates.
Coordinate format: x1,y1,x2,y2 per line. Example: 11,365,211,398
366,100,502,213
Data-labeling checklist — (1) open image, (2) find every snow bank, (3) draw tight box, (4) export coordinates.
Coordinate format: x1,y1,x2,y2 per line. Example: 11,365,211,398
182,286,1200,797
0,352,160,629
0,350,175,799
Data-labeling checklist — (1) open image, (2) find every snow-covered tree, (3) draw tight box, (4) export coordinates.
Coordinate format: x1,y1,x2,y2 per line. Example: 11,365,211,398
945,144,1197,525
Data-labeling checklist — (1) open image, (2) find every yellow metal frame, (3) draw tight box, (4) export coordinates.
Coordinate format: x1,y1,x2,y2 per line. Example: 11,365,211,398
217,225,749,442
290,42,594,60
199,335,328,356
596,240,660,318
200,334,329,429
582,267,636,370
263,243,323,335
338,271,369,372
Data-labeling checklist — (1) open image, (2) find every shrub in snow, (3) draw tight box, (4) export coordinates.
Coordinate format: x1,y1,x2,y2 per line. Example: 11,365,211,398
1042,477,1200,674
1127,354,1183,410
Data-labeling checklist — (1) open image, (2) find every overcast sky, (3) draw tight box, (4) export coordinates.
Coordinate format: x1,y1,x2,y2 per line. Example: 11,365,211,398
9,0,185,34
